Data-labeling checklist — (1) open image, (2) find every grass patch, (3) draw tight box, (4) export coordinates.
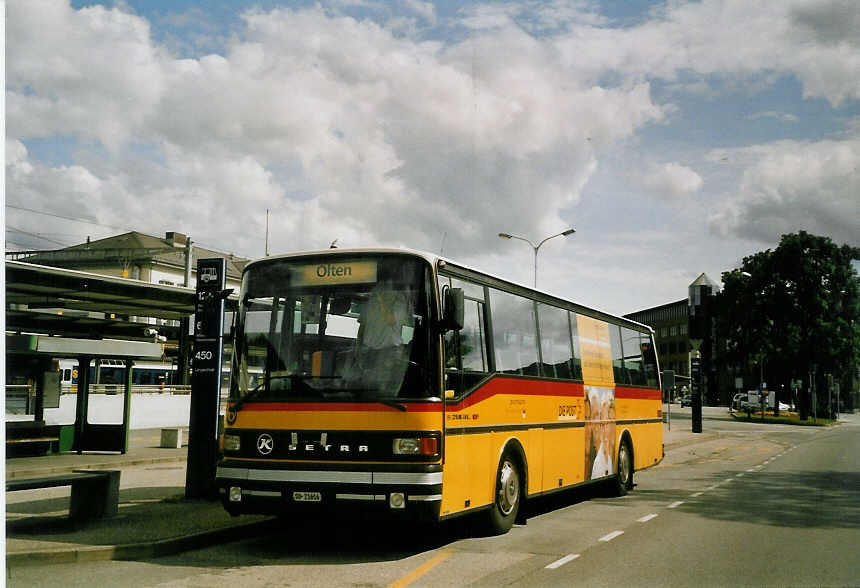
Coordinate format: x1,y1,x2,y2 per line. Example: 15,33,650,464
729,410,835,426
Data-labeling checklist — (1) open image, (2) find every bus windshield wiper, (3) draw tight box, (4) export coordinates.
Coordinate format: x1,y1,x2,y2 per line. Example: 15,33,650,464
377,398,407,412
232,374,319,412
330,388,408,411
231,380,268,413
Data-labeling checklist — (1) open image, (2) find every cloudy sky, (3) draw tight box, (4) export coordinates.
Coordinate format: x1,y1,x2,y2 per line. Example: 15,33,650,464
5,0,859,315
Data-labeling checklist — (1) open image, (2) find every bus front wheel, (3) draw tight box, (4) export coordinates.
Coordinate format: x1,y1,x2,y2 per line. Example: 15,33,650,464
488,454,521,535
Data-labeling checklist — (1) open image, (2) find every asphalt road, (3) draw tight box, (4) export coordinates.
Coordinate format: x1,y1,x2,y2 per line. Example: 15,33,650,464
10,409,860,587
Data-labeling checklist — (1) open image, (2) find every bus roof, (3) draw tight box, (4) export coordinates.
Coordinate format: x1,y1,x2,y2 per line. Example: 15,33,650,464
244,247,654,334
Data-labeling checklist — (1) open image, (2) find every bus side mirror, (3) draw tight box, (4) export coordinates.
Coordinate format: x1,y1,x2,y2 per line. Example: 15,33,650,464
442,287,464,332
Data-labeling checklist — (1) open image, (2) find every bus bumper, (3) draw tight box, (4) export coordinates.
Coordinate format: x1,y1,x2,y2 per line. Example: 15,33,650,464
215,461,442,522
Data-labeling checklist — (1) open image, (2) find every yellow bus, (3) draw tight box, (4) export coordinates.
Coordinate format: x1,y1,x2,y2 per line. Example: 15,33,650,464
216,248,663,533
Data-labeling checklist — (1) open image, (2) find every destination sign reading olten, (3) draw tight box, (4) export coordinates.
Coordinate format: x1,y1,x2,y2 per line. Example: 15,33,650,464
293,260,378,286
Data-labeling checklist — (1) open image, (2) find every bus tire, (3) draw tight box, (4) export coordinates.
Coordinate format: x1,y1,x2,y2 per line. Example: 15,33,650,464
612,438,634,496
488,452,521,535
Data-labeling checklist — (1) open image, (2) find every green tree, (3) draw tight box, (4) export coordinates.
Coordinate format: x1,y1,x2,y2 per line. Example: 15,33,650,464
715,231,860,419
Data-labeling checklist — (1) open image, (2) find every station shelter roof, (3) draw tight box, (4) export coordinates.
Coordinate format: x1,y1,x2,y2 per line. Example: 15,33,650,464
5,260,237,348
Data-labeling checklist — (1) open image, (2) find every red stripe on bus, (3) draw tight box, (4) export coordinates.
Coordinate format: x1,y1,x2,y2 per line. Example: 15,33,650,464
448,377,585,411
615,386,662,400
228,381,657,413
229,401,441,412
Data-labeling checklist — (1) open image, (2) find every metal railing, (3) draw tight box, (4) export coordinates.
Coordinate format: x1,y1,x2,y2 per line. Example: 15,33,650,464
59,384,193,395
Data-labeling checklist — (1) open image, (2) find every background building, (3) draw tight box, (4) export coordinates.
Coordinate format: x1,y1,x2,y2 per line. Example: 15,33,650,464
625,273,729,405
624,299,690,400
9,231,248,290
8,230,250,387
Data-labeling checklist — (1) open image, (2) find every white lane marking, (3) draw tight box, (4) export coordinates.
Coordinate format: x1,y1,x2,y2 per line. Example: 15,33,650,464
705,485,718,491
638,513,658,523
691,492,703,497
736,473,745,477
746,468,756,472
599,531,624,542
668,501,684,509
546,554,580,569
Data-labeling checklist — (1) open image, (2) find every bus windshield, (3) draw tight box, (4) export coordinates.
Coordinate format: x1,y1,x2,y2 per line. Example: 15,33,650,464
230,254,436,404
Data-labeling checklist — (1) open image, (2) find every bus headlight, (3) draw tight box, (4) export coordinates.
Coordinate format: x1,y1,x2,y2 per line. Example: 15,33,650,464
229,487,243,502
390,492,406,509
223,434,241,452
392,437,438,456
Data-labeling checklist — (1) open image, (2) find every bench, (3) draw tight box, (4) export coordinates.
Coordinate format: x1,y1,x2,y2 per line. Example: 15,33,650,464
6,470,121,521
5,421,60,456
5,436,59,446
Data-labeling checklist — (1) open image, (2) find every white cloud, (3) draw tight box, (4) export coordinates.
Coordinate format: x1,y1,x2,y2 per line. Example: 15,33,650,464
6,0,860,311
746,111,799,122
402,0,436,24
6,0,165,150
709,138,860,245
642,162,704,200
554,0,860,105
7,2,667,259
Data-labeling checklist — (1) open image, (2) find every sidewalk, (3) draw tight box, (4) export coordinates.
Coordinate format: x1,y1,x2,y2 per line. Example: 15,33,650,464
663,422,720,450
6,422,714,567
5,428,273,567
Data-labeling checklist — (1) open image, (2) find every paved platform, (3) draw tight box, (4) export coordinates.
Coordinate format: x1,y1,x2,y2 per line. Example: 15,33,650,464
6,420,716,567
5,428,273,567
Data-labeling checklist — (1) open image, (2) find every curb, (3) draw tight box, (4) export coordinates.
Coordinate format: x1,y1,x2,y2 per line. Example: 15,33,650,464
6,517,278,567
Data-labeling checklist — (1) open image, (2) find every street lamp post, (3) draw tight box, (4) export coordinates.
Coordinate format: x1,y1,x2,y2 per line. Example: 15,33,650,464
498,228,575,287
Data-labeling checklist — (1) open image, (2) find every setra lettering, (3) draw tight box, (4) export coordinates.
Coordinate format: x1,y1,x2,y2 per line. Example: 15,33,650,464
286,438,368,453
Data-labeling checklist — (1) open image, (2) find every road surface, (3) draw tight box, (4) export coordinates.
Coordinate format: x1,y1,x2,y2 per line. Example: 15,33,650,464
9,408,859,587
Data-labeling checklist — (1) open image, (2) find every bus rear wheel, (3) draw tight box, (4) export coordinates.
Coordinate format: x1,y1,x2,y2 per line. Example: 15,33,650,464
488,454,521,535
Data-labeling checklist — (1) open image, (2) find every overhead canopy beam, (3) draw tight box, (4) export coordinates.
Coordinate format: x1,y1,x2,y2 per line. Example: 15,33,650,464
6,260,198,321
5,260,238,341
7,334,167,359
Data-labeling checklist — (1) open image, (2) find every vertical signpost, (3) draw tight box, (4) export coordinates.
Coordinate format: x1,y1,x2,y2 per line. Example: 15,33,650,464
690,350,702,433
185,258,228,499
663,369,675,431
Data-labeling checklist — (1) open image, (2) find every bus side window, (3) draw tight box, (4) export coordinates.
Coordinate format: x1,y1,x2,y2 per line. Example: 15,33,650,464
442,275,489,397
620,327,646,386
488,288,539,377
537,302,575,379
610,326,630,385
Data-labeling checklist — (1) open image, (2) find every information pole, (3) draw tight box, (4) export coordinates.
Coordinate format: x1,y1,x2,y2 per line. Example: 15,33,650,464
691,351,702,433
185,258,228,499
663,369,675,431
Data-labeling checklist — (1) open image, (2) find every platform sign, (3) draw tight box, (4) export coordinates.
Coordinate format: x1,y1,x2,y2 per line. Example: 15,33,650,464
186,258,227,499
691,353,702,433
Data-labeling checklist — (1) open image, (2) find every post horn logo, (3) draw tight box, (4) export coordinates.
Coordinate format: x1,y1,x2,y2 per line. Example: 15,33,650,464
256,433,274,456
225,406,237,425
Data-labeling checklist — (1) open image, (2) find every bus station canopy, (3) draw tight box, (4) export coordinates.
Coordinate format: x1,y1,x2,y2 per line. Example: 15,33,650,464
5,260,238,343
7,334,166,360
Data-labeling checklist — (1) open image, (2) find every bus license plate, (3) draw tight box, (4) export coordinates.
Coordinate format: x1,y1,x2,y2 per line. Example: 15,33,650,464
293,491,322,502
